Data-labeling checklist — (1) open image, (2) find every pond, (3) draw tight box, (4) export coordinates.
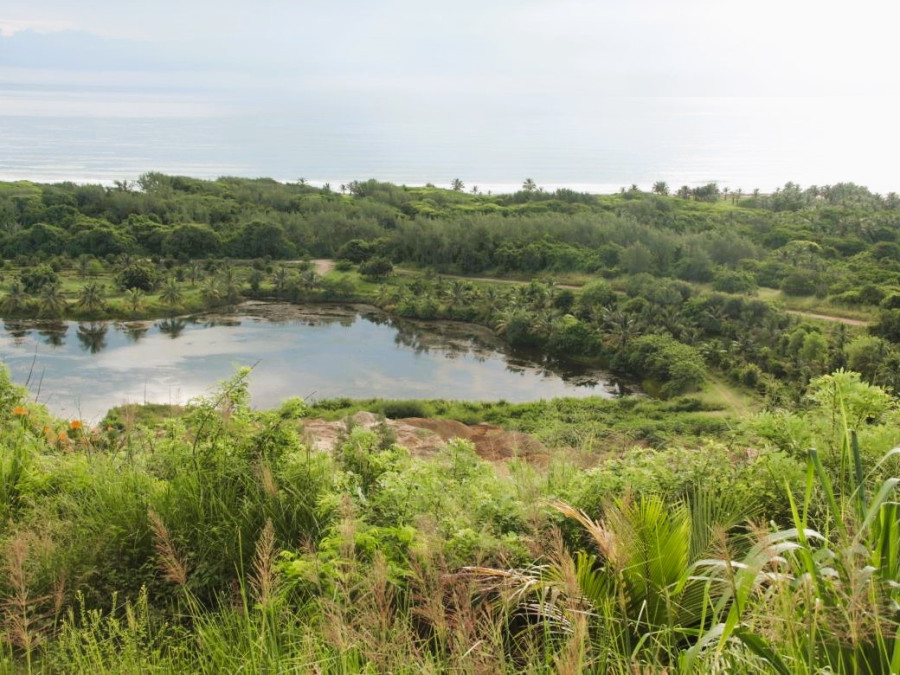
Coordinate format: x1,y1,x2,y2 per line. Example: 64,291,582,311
0,303,627,421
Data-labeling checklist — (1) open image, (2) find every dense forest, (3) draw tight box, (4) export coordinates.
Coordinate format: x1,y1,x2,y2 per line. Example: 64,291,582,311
0,175,898,672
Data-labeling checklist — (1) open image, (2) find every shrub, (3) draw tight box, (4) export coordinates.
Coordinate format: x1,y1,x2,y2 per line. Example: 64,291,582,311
359,256,393,278
19,264,59,293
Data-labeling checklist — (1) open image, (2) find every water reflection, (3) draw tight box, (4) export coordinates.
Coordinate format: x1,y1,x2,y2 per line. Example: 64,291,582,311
76,322,108,354
3,321,29,345
37,322,68,347
0,303,627,420
119,322,150,343
157,318,187,339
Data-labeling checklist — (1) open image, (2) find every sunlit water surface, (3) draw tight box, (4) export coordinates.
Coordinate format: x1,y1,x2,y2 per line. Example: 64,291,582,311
0,304,623,421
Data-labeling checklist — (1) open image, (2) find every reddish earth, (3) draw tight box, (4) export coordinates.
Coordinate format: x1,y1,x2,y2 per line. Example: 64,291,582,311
301,411,547,463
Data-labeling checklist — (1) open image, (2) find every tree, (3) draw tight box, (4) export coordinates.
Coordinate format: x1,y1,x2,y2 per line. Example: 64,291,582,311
159,278,183,308
0,281,29,314
621,243,654,275
164,224,222,259
450,178,464,192
336,239,373,263
273,266,288,297
652,181,669,196
248,268,263,292
359,257,394,279
123,288,144,313
232,220,295,258
118,261,160,292
38,285,67,317
20,265,59,294
76,281,106,313
522,178,537,193
187,261,202,287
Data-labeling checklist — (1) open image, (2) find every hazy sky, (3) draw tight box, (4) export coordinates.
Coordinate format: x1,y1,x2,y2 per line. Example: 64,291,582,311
4,1,898,97
1,1,899,189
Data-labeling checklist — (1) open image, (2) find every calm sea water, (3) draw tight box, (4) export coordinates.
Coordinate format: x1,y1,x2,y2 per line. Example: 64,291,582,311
0,304,621,421
1,86,897,193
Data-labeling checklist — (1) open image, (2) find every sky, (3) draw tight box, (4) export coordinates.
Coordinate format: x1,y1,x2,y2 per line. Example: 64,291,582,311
1,1,899,189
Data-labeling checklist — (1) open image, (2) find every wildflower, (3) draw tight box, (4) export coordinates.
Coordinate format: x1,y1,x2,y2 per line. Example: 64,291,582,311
12,406,28,416
69,420,83,431
57,430,69,442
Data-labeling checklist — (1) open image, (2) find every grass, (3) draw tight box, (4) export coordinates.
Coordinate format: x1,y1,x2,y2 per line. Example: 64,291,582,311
0,366,896,672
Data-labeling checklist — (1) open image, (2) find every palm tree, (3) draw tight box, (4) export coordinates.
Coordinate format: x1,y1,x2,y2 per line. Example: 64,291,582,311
451,178,464,192
298,269,320,292
522,178,537,193
76,281,106,314
160,278,183,308
0,281,30,315
77,254,91,279
273,266,288,298
38,284,67,317
601,309,638,348
124,288,144,313
652,181,669,196
201,279,222,306
186,261,202,287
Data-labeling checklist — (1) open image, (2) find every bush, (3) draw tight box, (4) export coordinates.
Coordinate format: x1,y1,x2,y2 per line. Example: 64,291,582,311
19,264,59,293
712,269,757,294
359,256,393,278
117,261,160,292
379,400,428,419
780,270,819,296
334,259,354,271
615,334,706,396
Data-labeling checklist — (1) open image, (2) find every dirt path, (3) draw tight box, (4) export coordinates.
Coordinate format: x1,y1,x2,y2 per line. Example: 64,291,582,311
785,310,870,327
312,259,335,275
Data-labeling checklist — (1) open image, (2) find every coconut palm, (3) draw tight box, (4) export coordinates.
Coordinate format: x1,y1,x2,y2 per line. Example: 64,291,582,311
201,279,223,306
273,266,288,297
76,281,106,313
124,288,144,313
160,278,183,308
0,281,30,315
77,254,91,279
38,284,67,317
187,261,202,287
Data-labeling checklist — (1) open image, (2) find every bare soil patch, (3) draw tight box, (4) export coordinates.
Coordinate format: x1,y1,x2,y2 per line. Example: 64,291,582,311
301,411,547,464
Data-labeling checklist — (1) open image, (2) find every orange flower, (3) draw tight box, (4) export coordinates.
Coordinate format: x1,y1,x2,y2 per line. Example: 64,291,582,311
69,420,83,430
12,406,28,416
57,431,69,442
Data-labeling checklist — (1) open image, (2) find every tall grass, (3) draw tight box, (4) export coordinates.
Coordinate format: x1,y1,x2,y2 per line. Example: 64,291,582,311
0,367,896,672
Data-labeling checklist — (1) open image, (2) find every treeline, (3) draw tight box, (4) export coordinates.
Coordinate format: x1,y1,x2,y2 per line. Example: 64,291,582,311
374,274,900,403
1,175,899,309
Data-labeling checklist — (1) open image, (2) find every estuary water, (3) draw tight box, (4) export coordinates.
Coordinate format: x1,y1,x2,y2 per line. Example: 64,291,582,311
0,303,622,421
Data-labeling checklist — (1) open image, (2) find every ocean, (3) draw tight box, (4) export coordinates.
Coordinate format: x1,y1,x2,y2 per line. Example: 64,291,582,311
1,84,897,194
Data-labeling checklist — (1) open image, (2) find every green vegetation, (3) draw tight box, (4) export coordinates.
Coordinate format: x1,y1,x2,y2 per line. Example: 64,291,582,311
0,363,896,672
1,174,900,671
